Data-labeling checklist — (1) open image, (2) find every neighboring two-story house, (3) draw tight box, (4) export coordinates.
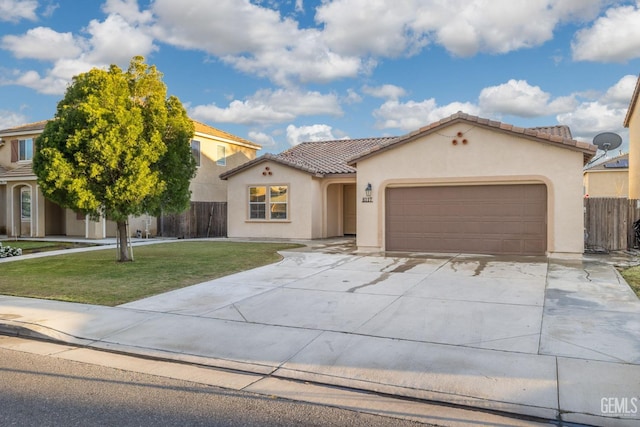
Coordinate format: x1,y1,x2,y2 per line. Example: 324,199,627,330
0,119,260,238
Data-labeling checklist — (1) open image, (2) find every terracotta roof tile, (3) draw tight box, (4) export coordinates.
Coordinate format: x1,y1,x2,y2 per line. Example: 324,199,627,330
0,120,49,135
276,137,396,174
223,112,598,181
0,164,35,179
192,120,261,149
530,125,573,139
0,119,260,151
220,137,396,179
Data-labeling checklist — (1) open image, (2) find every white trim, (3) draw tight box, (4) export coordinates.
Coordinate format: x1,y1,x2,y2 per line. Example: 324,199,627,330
0,176,37,182
34,185,39,237
0,130,43,138
9,184,14,236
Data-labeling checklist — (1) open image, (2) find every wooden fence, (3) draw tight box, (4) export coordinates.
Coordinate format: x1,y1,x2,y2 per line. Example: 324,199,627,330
157,202,227,238
584,198,640,251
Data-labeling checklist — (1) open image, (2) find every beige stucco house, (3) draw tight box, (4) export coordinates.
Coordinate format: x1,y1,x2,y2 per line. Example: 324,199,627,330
625,74,640,199
583,153,629,198
0,119,259,238
222,112,596,256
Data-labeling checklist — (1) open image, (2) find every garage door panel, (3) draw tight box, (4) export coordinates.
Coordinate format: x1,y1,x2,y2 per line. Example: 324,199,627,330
386,185,547,255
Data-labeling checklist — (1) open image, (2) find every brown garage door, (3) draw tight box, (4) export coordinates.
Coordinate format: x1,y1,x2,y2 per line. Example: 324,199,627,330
385,184,547,255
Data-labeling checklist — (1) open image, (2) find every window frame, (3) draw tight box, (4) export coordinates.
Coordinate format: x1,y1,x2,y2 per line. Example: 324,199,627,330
216,145,226,166
191,139,201,167
20,188,31,221
18,138,34,161
248,185,289,221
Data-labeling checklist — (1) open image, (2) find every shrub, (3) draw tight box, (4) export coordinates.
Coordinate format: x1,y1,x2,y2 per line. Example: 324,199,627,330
0,242,22,258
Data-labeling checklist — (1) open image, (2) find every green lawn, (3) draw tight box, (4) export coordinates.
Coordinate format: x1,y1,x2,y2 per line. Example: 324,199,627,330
620,267,640,297
0,241,302,306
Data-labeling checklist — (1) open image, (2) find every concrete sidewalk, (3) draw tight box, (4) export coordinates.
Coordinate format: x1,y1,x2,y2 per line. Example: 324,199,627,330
1,247,639,426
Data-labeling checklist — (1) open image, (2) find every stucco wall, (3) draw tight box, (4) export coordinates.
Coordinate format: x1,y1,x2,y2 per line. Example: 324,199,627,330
190,136,258,202
584,170,629,198
629,104,640,199
354,123,586,255
226,161,320,239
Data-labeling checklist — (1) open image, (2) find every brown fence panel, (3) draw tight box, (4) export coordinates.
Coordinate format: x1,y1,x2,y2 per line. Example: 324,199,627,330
157,202,227,238
628,199,640,249
584,198,640,251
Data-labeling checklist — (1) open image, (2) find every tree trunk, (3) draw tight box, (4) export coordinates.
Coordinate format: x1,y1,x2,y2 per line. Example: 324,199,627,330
117,220,132,262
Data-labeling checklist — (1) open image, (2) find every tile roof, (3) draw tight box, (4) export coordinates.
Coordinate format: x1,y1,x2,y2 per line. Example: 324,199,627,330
192,120,261,149
0,163,36,180
220,137,396,179
0,119,260,150
624,73,640,127
277,137,397,174
348,111,597,166
584,152,629,171
0,120,49,135
529,125,572,139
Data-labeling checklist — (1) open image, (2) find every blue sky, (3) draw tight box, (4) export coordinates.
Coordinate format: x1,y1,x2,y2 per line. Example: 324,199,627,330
1,0,640,155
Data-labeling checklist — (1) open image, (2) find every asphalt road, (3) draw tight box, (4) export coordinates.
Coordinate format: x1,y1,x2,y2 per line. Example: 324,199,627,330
0,345,426,427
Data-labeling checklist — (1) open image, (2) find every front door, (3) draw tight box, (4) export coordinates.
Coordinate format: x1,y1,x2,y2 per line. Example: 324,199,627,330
343,184,356,235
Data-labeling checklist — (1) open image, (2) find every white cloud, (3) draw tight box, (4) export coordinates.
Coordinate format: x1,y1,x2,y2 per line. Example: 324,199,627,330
572,3,640,63
2,6,157,95
557,101,627,140
316,0,426,57
102,0,153,24
479,79,577,117
554,75,634,143
373,99,480,131
0,0,37,22
190,88,342,125
602,74,638,108
151,0,297,55
343,88,362,104
286,124,337,146
248,131,277,147
83,14,157,65
0,110,28,130
362,84,407,101
317,0,607,58
150,0,364,85
1,27,84,61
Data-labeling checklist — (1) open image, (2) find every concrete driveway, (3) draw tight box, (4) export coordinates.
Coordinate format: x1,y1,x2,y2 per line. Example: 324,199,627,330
2,244,639,426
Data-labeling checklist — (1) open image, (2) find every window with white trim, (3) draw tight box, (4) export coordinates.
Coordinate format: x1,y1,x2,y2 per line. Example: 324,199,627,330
216,145,226,166
19,138,33,161
21,188,31,220
248,185,288,220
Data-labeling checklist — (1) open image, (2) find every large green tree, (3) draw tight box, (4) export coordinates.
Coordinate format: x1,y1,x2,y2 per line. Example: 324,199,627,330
33,56,196,262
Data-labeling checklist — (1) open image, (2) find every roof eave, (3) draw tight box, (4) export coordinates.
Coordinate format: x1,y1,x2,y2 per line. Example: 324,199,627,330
348,114,597,166
193,130,261,150
219,154,320,180
624,74,640,128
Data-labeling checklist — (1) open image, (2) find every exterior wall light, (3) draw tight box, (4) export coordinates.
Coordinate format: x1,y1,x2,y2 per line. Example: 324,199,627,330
362,183,373,203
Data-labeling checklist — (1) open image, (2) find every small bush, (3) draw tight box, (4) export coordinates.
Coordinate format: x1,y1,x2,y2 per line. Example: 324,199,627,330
0,243,22,258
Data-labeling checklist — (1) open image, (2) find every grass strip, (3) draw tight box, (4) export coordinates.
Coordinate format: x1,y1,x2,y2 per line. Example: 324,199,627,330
0,241,302,306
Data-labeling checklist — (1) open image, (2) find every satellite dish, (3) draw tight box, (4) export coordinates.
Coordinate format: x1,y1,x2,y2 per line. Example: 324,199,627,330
593,132,622,152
